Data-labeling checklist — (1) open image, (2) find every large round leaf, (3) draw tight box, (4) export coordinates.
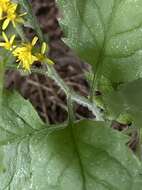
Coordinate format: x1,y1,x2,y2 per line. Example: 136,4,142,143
57,0,142,83
0,92,142,190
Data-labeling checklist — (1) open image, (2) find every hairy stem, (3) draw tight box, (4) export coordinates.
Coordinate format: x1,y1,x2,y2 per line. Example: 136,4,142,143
15,25,26,42
67,92,75,124
31,66,103,121
89,73,96,102
136,128,142,161
0,60,4,107
7,62,103,121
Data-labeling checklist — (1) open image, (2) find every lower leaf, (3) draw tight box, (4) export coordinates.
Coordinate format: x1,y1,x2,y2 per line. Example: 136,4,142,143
0,99,142,190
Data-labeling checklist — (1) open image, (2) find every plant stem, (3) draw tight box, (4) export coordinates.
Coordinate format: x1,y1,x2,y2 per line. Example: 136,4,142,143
136,128,142,161
15,25,27,42
89,52,104,102
7,62,103,121
0,60,4,107
31,65,103,121
89,73,96,102
67,92,75,125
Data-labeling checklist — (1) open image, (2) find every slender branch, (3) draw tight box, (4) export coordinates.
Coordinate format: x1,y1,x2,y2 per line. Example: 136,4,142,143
31,65,103,121
15,25,27,42
89,73,96,102
0,60,4,107
136,128,142,161
67,92,75,125
7,63,103,121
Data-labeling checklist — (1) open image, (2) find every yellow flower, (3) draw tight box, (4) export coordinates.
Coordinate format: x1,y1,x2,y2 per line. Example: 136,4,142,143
0,0,10,19
0,32,15,50
35,42,54,65
12,37,38,71
2,2,26,30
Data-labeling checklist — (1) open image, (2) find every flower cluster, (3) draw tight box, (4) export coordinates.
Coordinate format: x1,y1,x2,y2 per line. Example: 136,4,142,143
0,0,54,71
13,36,54,71
0,0,26,30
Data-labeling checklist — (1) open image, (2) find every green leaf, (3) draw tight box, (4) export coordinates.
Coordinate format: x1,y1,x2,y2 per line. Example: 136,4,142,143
103,78,142,127
57,0,142,84
0,50,15,107
0,92,141,190
0,91,44,145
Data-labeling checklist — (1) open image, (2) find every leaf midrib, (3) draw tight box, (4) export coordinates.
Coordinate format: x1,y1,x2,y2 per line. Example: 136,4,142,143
91,0,119,90
75,0,127,88
69,125,87,190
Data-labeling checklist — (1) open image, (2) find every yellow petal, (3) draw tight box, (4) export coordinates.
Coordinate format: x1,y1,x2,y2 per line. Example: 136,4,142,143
16,17,24,24
46,58,54,65
11,3,18,12
2,19,10,30
41,42,47,54
2,32,8,42
0,43,5,47
0,8,2,20
19,12,27,17
10,34,16,45
32,36,38,46
12,21,16,28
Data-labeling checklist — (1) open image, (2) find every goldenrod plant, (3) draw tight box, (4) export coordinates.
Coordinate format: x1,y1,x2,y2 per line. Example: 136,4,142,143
0,0,142,189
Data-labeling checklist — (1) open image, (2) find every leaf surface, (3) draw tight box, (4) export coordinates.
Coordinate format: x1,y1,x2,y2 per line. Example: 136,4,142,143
57,0,142,84
103,78,142,127
0,92,142,189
